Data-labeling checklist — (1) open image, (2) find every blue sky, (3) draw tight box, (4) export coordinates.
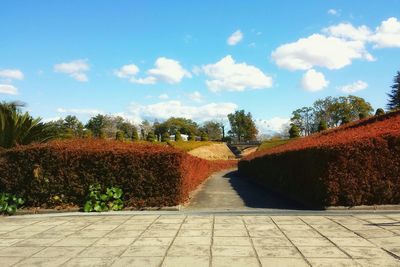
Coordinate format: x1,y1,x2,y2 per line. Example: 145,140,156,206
1,1,400,134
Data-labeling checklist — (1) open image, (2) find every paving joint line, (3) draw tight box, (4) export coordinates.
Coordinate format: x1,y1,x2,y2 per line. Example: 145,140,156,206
74,214,133,266
299,216,353,259
241,215,262,267
346,215,400,261
159,215,187,267
270,216,312,267
209,215,214,267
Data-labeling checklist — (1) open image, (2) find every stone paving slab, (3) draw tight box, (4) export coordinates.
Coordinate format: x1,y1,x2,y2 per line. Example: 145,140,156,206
0,213,399,266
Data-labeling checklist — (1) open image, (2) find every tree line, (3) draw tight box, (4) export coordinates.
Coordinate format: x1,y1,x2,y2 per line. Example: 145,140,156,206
1,71,399,148
288,71,400,138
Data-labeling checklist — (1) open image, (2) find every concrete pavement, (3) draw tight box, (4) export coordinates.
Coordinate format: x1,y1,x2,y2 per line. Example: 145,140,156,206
1,213,400,266
185,169,305,210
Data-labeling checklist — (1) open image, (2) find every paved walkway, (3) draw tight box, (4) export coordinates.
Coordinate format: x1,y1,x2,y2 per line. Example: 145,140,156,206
185,169,305,210
1,213,400,266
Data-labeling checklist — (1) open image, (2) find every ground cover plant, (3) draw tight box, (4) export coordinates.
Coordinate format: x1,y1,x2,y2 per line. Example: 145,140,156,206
258,139,290,151
0,139,236,209
0,193,24,215
239,110,400,207
83,184,124,212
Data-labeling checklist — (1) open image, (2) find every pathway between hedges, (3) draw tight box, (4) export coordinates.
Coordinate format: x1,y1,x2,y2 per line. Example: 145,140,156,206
185,169,306,211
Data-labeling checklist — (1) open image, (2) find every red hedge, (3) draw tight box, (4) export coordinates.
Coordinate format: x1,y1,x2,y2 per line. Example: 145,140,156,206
0,139,236,208
239,111,400,207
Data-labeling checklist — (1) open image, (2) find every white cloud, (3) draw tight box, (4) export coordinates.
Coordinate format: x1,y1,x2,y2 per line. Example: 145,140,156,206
0,84,18,95
0,69,24,80
56,108,103,116
116,57,191,85
54,59,89,82
370,17,400,48
227,30,243,46
256,117,290,135
301,69,329,92
187,91,202,102
272,34,373,71
158,93,169,99
327,9,339,16
339,80,368,93
203,55,273,92
323,23,372,42
114,64,139,78
128,100,237,122
146,57,191,84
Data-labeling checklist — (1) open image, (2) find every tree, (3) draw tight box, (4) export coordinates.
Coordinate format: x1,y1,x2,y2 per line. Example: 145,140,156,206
85,114,107,138
131,127,139,141
0,101,55,148
227,110,258,142
200,121,222,140
317,120,327,132
200,132,209,141
387,71,400,110
115,131,124,141
288,125,300,138
375,108,385,116
63,115,84,137
161,132,170,142
188,132,196,141
146,132,156,142
175,131,182,141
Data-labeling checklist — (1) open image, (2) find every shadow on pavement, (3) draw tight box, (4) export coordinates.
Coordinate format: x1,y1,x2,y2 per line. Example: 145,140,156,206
223,170,310,210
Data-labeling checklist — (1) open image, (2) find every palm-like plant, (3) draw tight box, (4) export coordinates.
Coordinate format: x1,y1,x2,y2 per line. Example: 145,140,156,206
0,101,54,148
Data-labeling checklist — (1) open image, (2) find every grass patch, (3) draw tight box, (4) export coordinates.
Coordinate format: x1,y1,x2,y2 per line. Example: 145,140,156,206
258,139,290,151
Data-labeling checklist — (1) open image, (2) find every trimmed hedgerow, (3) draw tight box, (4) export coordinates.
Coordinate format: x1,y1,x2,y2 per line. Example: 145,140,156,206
239,110,400,208
0,139,236,208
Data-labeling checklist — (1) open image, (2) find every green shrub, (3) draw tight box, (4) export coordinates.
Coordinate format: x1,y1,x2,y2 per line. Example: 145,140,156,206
0,193,24,215
131,128,139,141
375,108,385,116
115,131,125,141
146,132,156,142
161,132,170,142
200,132,209,141
188,132,196,141
289,125,300,138
83,184,123,212
175,131,182,141
317,120,328,132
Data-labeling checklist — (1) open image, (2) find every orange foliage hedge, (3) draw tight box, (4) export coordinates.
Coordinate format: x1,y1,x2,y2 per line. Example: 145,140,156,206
239,111,400,207
0,139,236,208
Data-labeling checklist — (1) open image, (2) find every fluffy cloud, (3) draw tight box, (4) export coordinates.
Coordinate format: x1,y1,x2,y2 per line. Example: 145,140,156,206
323,23,371,42
227,30,243,46
301,69,329,92
187,91,203,102
370,17,400,48
203,55,273,92
56,107,103,116
54,59,90,82
114,64,139,78
128,100,237,122
0,69,24,81
256,117,290,135
0,84,18,95
339,80,368,93
115,57,191,85
272,34,373,71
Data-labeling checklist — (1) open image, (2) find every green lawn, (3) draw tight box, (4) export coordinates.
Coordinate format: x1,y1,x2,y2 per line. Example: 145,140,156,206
258,139,290,151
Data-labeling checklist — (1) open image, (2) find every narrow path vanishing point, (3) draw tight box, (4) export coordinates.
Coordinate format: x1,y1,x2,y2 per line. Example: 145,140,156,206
185,168,306,211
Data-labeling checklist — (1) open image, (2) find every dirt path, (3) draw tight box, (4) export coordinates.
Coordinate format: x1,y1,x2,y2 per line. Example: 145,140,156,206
184,168,305,210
